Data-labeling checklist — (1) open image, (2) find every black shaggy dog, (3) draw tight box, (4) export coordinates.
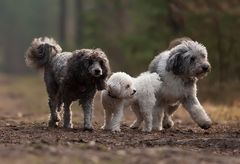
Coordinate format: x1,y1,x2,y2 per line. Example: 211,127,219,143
25,37,110,130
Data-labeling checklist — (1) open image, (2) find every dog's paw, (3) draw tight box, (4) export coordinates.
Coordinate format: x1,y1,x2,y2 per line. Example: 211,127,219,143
130,120,142,129
83,126,93,132
142,128,152,133
130,126,139,130
48,121,59,128
163,117,174,129
152,126,163,131
130,124,139,129
111,128,121,132
199,120,212,130
54,116,61,122
63,123,73,129
101,125,111,130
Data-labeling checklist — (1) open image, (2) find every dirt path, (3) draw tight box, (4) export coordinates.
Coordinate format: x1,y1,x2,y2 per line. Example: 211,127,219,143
0,75,240,163
0,116,239,164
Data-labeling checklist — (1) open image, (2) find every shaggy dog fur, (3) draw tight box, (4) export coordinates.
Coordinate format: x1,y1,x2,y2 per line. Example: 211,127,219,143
25,37,110,130
101,72,162,132
167,37,192,50
149,39,212,130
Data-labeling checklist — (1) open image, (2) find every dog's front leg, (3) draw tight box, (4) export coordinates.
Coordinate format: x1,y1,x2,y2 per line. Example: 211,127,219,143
82,98,94,131
63,100,73,128
101,108,113,130
182,96,212,129
110,106,124,132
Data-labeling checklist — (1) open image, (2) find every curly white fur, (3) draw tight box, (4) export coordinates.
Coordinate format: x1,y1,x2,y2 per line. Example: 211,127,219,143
101,72,162,132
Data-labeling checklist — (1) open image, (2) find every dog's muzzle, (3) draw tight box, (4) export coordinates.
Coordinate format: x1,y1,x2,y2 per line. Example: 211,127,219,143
131,89,136,95
201,63,211,73
195,63,211,78
93,68,102,77
108,91,118,99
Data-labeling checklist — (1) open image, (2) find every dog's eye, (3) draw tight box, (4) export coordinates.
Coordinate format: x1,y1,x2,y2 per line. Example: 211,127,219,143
99,60,104,66
126,84,130,89
190,56,196,63
89,60,93,65
201,54,206,58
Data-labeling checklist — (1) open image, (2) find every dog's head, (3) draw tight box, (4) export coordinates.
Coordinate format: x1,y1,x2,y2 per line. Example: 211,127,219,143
107,72,136,99
70,48,111,90
77,48,110,78
166,41,211,79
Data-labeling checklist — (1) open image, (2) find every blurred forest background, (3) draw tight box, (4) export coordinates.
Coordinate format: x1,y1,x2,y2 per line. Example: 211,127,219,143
0,0,239,104
0,1,240,162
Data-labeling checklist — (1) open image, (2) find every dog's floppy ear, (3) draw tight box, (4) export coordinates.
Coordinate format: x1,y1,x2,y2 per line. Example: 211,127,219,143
96,61,109,90
81,54,91,69
96,79,107,90
166,50,186,75
99,54,111,79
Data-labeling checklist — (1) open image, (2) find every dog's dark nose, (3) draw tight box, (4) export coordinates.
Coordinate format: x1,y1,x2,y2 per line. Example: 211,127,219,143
202,64,210,72
132,89,136,95
94,69,101,75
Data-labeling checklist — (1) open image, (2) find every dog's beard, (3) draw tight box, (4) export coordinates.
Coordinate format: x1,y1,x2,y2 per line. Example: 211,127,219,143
92,74,101,78
90,70,102,77
196,72,208,79
119,92,135,99
192,70,208,79
125,92,135,98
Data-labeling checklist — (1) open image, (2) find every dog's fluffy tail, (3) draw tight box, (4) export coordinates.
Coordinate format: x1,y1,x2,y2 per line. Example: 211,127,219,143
25,37,62,69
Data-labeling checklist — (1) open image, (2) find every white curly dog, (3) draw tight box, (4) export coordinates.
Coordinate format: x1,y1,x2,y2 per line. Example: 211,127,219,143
101,72,162,132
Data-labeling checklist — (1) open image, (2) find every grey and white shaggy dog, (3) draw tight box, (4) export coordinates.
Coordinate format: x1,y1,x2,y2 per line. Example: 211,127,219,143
101,72,162,132
149,38,212,131
25,37,110,130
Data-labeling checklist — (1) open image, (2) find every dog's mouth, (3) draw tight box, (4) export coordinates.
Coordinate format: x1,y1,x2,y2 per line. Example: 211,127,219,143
108,91,118,99
194,67,210,78
90,68,103,77
93,71,102,77
195,71,208,79
93,74,101,77
131,90,136,96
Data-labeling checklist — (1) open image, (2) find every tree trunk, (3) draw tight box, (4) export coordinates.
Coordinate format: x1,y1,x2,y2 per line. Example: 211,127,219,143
59,0,67,44
75,0,83,45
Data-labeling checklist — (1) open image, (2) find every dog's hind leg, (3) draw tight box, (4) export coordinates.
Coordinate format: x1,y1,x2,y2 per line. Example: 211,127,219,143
163,103,180,129
139,101,154,132
152,103,164,131
130,103,143,129
63,100,73,129
48,98,61,127
44,71,61,127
